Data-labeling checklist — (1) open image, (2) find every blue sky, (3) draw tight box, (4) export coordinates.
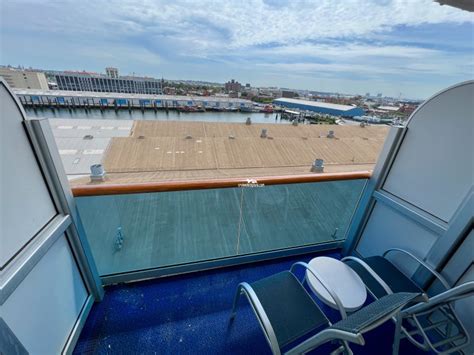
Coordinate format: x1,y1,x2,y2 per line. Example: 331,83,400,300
1,0,473,99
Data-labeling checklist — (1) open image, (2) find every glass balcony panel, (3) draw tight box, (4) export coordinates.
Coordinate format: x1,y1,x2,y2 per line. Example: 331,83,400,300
237,179,366,254
76,179,366,276
76,188,241,275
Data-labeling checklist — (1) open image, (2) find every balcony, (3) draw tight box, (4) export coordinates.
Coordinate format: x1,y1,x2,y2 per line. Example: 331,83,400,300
2,78,472,355
62,80,474,354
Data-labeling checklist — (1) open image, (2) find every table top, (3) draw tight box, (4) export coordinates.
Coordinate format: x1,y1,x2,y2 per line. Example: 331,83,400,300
305,256,367,312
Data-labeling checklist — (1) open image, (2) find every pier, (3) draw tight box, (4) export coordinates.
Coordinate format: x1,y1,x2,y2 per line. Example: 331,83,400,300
13,88,254,111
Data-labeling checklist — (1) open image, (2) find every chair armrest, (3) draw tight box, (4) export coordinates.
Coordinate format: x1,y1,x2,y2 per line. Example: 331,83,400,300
236,282,280,355
285,328,364,355
287,293,424,355
403,281,474,315
290,261,347,319
383,248,450,290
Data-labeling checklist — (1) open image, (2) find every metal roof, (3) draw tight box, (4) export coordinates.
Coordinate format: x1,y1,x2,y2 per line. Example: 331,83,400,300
49,118,133,175
78,120,389,184
274,98,357,111
377,106,400,111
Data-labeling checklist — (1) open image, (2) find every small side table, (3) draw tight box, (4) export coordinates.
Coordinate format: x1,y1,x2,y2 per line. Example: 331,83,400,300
305,256,367,312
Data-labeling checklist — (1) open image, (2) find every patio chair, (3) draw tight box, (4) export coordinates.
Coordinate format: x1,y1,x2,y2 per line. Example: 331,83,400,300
342,248,474,354
229,261,422,355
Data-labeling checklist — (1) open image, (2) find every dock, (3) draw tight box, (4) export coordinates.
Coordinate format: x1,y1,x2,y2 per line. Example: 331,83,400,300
12,88,253,111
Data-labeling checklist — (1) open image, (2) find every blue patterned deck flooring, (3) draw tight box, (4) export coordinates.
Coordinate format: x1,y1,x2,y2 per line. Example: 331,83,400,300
74,251,428,354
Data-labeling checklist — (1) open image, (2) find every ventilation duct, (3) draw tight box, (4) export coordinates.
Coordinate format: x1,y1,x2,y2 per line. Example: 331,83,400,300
310,159,324,173
90,164,106,182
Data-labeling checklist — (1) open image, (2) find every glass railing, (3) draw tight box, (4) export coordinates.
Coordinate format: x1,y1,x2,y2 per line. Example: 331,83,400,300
73,172,368,277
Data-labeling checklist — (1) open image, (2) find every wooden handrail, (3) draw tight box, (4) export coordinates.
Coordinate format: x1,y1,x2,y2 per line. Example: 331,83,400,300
71,171,371,197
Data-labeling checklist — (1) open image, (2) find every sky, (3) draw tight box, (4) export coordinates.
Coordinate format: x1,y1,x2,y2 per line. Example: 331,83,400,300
1,0,473,99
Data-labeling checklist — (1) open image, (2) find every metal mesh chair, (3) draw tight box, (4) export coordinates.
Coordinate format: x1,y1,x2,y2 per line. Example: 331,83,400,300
343,248,474,354
229,261,421,355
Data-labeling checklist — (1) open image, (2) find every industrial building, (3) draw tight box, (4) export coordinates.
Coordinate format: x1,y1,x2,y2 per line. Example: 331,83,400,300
225,79,242,93
52,70,163,95
281,90,298,98
274,98,365,117
0,67,49,90
105,67,119,79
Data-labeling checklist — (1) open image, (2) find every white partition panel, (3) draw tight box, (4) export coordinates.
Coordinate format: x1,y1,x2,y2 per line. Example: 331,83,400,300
356,202,440,276
383,83,473,222
1,236,88,354
0,79,96,353
354,81,473,265
0,83,57,267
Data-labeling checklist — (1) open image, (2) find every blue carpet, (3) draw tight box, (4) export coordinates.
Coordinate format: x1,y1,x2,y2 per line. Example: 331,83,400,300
74,251,428,354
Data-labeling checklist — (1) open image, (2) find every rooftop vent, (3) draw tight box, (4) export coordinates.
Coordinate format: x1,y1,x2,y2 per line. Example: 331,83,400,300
260,129,268,138
90,164,106,182
137,135,145,139
310,159,324,173
327,130,335,139
246,117,252,125
83,134,93,140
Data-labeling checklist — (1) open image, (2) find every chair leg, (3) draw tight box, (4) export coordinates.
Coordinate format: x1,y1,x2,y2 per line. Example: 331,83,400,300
230,286,243,322
392,313,403,355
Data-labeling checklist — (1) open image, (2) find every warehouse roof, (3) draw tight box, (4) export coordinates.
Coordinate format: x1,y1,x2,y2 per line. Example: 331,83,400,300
49,118,133,176
377,105,400,111
70,120,389,185
274,98,358,111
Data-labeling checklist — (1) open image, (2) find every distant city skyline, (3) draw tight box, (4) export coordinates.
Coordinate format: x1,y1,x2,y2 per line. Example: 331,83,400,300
1,0,473,99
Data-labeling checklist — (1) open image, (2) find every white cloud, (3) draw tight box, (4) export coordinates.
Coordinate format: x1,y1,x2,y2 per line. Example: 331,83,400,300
104,0,472,48
263,43,441,59
1,0,473,98
4,0,473,48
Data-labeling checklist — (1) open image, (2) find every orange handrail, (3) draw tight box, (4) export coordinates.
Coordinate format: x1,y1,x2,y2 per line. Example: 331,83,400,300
71,171,371,197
